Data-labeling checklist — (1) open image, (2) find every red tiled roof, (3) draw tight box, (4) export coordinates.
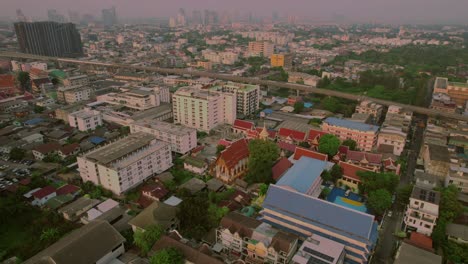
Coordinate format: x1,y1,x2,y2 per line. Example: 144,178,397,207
255,128,276,138
246,129,259,139
19,178,31,186
278,128,306,142
218,139,232,147
233,119,254,131
56,184,80,196
33,142,61,154
218,139,249,170
308,129,327,142
137,195,155,208
191,145,205,154
338,145,349,155
29,68,48,78
32,186,56,199
293,147,328,161
272,158,293,181
346,150,382,165
383,158,397,168
0,74,15,88
59,143,80,156
277,141,297,153
406,232,434,252
339,161,372,181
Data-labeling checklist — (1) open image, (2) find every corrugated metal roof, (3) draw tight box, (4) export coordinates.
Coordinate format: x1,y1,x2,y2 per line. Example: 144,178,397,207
276,157,326,194
263,185,376,243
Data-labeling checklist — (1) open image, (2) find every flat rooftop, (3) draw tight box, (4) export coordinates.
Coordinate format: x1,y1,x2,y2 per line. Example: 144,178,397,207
70,109,98,119
132,120,195,136
324,117,379,132
175,86,222,100
85,132,155,165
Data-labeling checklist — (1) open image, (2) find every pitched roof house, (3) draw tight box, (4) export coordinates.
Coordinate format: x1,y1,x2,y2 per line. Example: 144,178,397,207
213,138,249,184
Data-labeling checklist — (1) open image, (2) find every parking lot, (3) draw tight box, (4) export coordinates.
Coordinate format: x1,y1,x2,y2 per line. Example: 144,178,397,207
0,158,33,191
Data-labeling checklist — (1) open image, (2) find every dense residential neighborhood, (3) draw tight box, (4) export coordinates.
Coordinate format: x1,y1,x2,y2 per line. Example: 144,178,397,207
0,4,468,264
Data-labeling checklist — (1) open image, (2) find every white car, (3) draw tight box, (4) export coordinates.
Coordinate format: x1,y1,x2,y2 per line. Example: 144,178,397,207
387,211,393,218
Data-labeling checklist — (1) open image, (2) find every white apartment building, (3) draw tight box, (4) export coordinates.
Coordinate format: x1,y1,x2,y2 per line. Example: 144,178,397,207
355,100,383,122
130,120,197,154
58,86,94,104
377,127,407,156
404,186,440,236
172,86,236,131
248,41,274,57
210,82,260,116
63,75,89,87
446,164,468,194
77,133,172,195
96,87,169,110
202,49,239,65
68,108,103,131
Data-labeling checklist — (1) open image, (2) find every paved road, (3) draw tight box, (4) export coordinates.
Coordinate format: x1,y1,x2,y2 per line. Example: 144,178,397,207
2,51,468,122
372,115,426,263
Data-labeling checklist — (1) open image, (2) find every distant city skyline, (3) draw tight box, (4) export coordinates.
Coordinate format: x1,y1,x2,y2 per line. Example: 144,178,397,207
1,0,468,24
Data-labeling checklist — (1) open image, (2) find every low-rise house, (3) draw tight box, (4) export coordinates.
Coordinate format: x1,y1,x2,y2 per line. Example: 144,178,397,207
32,142,62,160
307,129,327,148
152,233,223,264
128,200,179,233
292,235,346,264
446,223,468,244
137,183,169,208
394,242,442,264
56,184,81,197
184,156,208,174
179,177,206,194
31,186,57,206
45,130,70,144
422,144,450,179
346,150,382,171
415,170,441,189
58,196,100,221
404,186,440,236
213,138,249,184
23,220,125,264
217,212,299,264
57,143,80,159
81,198,120,224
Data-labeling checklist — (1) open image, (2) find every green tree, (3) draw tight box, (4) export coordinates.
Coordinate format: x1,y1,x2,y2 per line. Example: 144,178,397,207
51,77,60,86
177,192,212,240
34,105,46,113
133,225,164,255
330,164,343,182
357,171,399,195
342,139,357,151
216,145,226,155
321,170,332,182
321,97,341,113
396,184,413,209
258,183,269,196
9,147,25,161
318,134,340,157
293,102,304,113
16,71,30,91
245,139,280,184
367,189,392,215
432,185,463,249
150,248,184,264
298,141,311,148
40,227,60,242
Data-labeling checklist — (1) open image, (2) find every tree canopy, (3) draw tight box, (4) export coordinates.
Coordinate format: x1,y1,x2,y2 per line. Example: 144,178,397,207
367,189,392,215
177,192,212,240
293,102,304,113
133,225,164,255
245,139,280,184
330,164,344,182
16,71,30,91
342,139,357,151
357,171,399,195
150,248,184,264
9,147,25,161
432,185,463,250
318,134,340,157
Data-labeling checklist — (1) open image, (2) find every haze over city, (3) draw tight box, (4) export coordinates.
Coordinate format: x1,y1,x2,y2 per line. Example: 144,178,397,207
1,0,468,24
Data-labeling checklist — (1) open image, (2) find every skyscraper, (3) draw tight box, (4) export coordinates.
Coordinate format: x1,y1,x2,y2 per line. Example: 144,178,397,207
16,9,28,22
14,21,83,58
102,7,117,27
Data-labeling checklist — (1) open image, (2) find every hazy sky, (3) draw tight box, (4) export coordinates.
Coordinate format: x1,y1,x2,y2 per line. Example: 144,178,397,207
2,0,468,24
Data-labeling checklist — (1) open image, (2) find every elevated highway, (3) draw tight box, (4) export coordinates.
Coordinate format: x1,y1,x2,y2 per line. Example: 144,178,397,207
2,51,467,122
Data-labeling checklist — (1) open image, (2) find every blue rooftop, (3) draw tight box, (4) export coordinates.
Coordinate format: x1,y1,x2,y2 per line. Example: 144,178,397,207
261,109,274,115
263,184,377,243
304,102,313,108
24,117,44,126
89,136,106,145
324,117,379,132
276,157,327,194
